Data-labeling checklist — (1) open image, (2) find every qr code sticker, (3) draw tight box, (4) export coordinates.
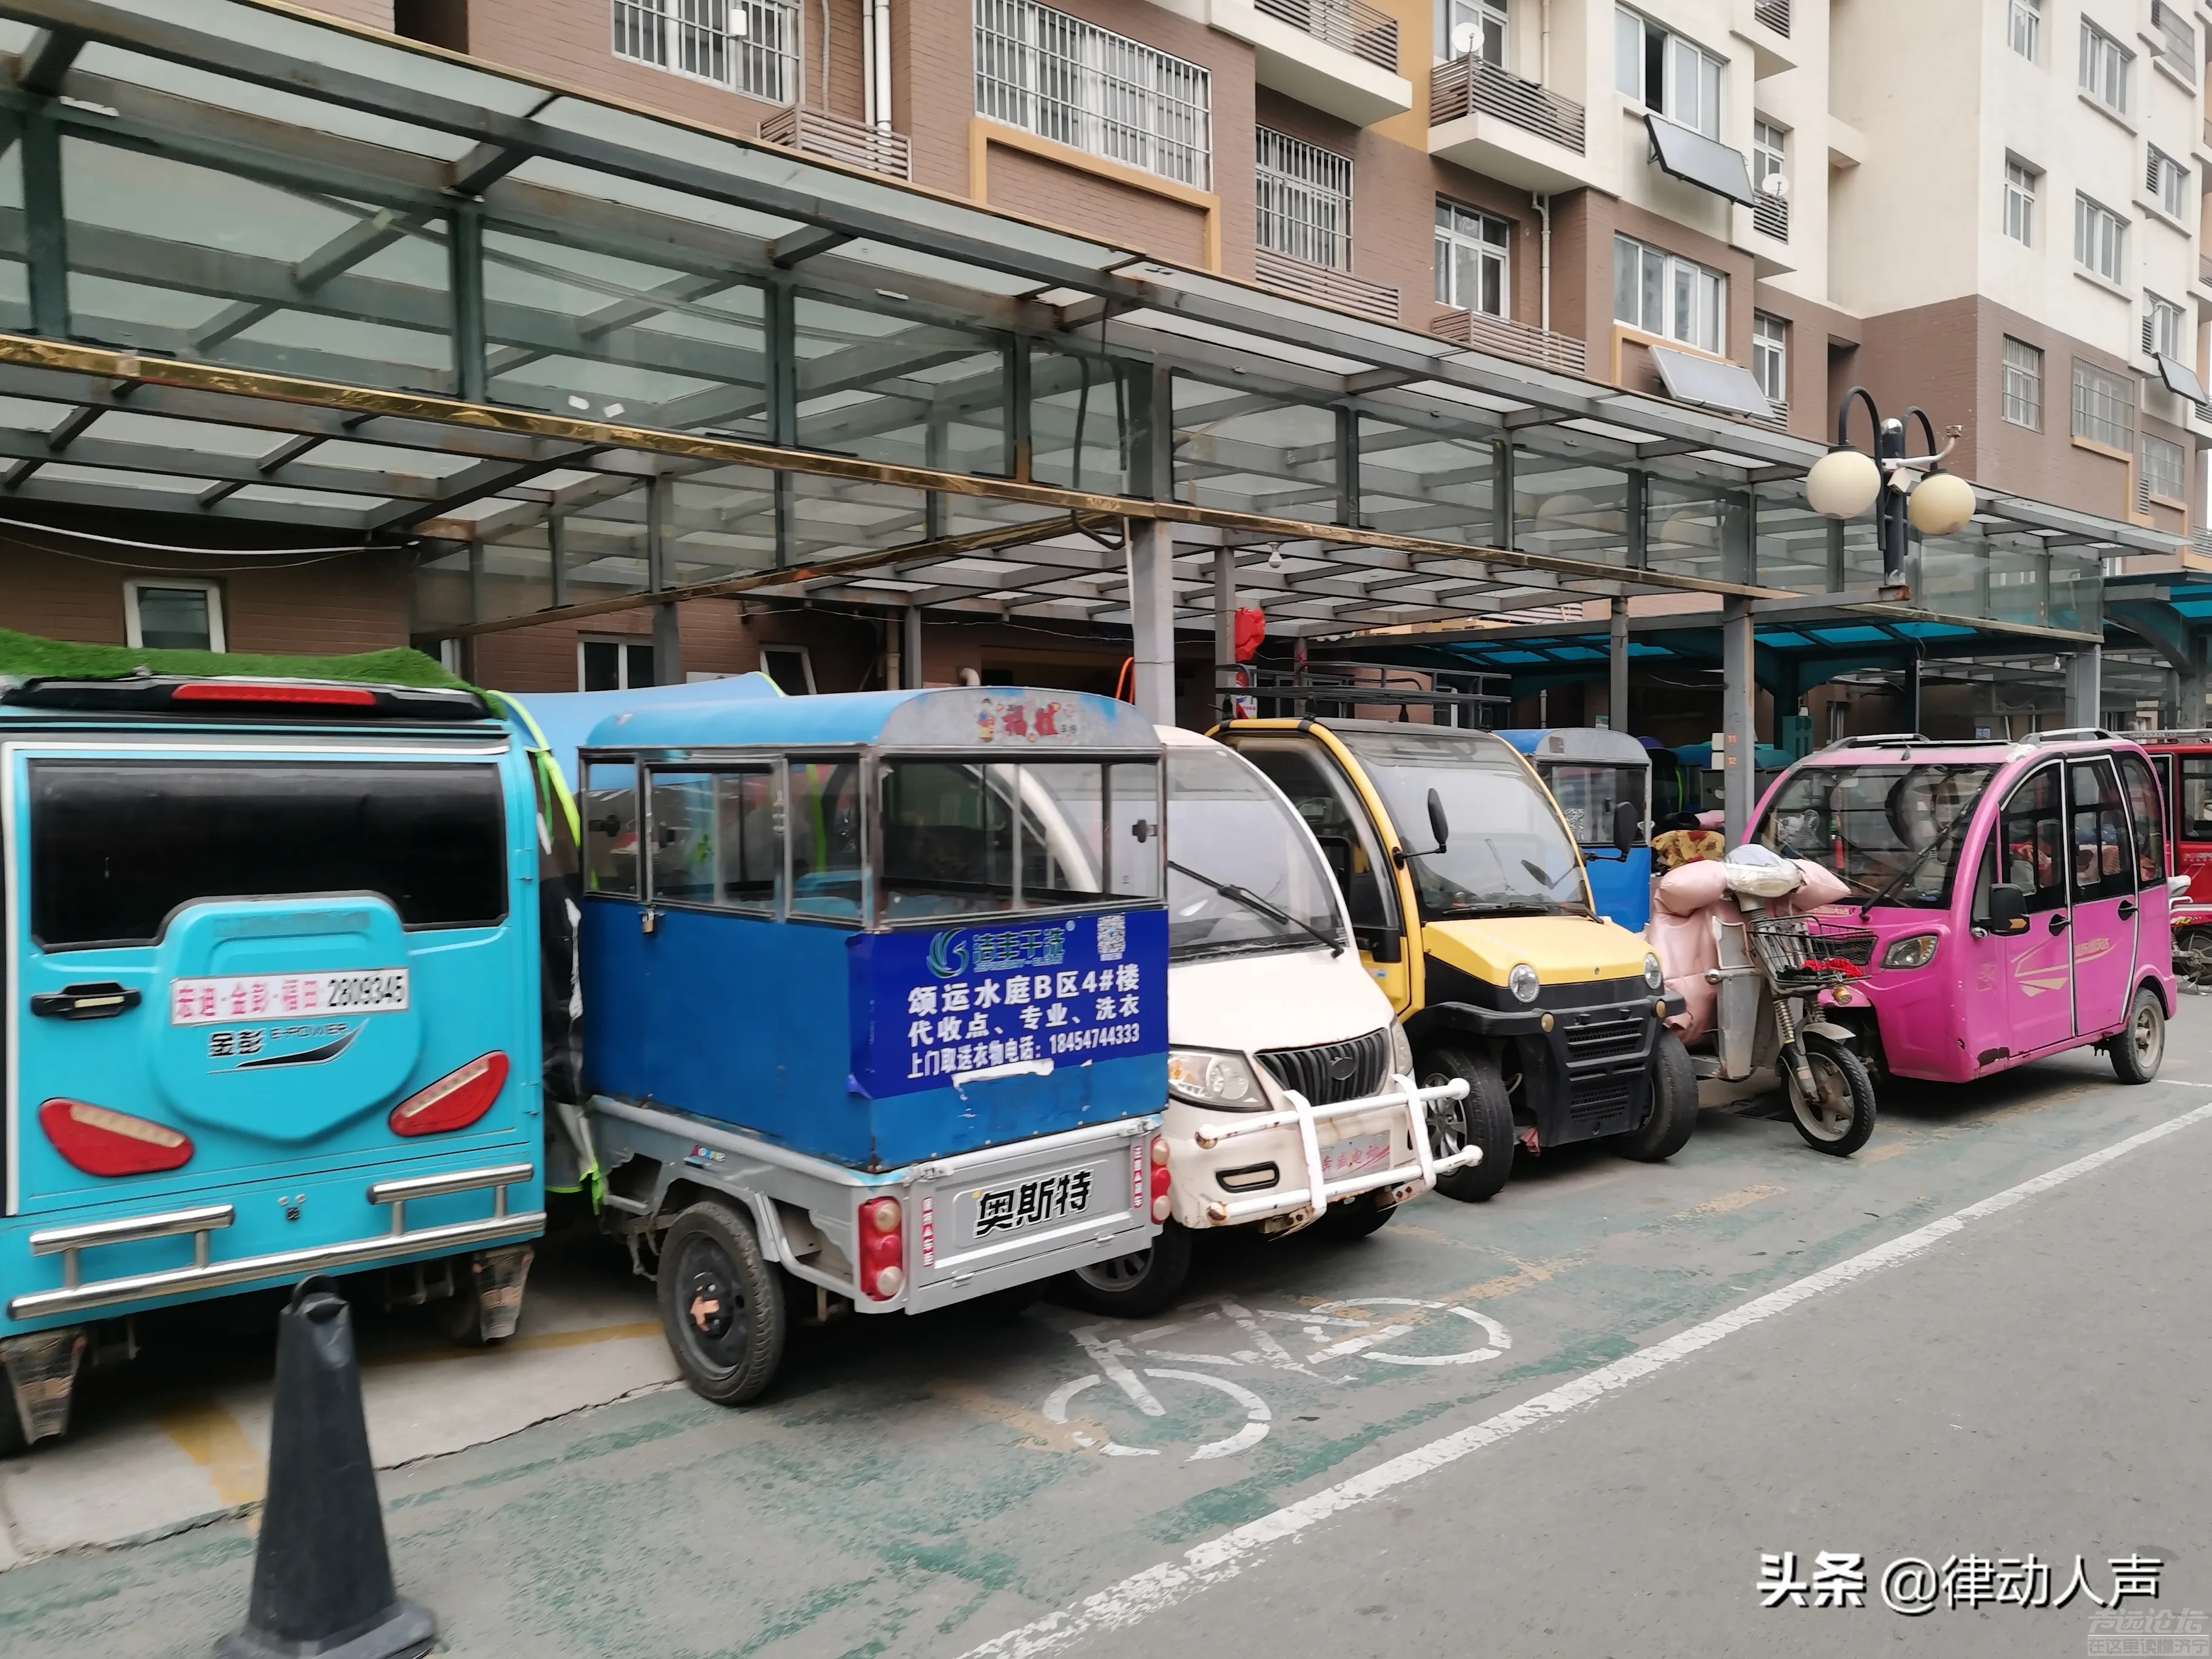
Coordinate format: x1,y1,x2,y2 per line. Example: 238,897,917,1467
1096,912,1126,962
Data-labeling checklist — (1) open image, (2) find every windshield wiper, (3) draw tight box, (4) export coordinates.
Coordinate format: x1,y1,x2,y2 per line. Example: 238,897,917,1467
1775,838,1888,901
1169,860,1344,957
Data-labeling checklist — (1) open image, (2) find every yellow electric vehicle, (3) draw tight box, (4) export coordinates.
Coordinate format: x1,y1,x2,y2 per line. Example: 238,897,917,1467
1215,719,1693,1200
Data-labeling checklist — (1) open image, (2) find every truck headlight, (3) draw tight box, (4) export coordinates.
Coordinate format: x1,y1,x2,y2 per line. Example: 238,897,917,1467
1882,933,1940,971
1508,963,1541,1004
1167,1048,1264,1108
1643,952,1666,991
1388,1021,1414,1076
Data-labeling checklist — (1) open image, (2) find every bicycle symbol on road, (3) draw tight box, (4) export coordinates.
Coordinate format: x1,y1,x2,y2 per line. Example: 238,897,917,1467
1043,1295,1510,1461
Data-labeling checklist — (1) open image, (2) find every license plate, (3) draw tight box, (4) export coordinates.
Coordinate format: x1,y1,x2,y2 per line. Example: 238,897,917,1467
169,969,409,1025
1319,1131,1393,1183
971,1165,1097,1241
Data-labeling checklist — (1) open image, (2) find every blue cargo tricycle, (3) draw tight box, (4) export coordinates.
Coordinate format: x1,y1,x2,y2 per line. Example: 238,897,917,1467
564,685,1169,1404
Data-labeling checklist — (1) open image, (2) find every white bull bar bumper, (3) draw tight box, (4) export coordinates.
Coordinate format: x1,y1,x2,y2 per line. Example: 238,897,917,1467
1192,1073,1475,1225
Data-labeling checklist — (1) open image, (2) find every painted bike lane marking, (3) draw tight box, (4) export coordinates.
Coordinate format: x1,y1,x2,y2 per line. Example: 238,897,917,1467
962,1090,2212,1659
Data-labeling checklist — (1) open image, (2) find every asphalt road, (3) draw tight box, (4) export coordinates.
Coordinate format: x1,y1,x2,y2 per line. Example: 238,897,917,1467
5,1005,2211,1659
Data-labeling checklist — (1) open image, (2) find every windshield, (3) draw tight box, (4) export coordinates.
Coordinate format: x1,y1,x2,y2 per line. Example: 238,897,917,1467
1757,762,1998,907
1334,729,1589,917
1165,745,1345,959
1541,761,1645,847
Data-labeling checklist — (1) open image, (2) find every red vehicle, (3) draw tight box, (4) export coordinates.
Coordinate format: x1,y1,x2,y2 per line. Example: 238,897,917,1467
2135,733,2212,950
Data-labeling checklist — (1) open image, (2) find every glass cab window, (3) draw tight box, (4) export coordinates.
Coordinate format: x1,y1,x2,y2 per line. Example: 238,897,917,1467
646,768,783,911
790,758,865,919
1545,762,1644,846
1993,765,2067,913
1232,739,1401,937
2067,759,2133,904
879,758,1158,922
2176,754,2212,839
1760,762,1996,907
1164,744,1344,960
2117,753,2165,885
583,760,640,897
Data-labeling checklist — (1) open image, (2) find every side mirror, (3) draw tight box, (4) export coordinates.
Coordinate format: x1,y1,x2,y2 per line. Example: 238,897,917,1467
1987,883,2026,933
1613,800,1640,854
1426,787,1450,853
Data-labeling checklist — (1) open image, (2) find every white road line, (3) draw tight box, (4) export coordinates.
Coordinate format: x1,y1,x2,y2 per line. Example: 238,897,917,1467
960,1094,2212,1659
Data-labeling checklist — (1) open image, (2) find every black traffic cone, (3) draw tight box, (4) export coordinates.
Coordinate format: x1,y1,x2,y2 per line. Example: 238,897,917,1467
216,1275,435,1659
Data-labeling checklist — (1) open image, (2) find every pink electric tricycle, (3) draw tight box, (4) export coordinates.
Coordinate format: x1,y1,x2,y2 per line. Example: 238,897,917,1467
1751,731,2177,1088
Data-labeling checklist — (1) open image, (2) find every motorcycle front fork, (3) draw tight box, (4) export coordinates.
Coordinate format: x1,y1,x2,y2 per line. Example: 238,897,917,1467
1771,994,1820,1100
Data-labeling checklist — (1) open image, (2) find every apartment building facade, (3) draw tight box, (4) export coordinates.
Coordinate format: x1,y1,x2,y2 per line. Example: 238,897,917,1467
0,0,2175,727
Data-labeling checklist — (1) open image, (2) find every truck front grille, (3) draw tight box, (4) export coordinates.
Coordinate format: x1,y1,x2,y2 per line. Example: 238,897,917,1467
1257,1028,1393,1106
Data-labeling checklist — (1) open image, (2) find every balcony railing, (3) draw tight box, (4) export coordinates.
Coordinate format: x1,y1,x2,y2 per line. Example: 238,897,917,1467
759,105,914,181
1752,193,1788,241
1430,55,1586,152
1255,249,1400,325
1428,306,1587,375
1753,0,1790,38
1253,0,1399,75
2200,252,2212,287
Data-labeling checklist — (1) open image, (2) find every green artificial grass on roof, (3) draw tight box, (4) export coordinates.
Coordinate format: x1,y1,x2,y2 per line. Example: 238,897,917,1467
0,629,472,689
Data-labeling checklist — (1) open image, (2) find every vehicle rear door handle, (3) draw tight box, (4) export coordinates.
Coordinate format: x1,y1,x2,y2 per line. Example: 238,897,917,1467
2049,914,2070,934
2116,899,2139,919
30,982,142,1020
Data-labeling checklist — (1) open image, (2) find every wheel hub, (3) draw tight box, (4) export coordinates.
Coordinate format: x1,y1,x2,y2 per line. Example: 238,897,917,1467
685,1266,736,1340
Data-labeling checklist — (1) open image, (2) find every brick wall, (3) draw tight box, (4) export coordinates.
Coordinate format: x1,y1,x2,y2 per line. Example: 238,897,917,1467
298,0,395,30
985,147,1210,269
0,540,412,655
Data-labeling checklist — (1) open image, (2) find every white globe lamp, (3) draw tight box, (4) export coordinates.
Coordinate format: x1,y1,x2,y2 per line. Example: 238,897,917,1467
1906,470,1976,537
1804,447,1882,520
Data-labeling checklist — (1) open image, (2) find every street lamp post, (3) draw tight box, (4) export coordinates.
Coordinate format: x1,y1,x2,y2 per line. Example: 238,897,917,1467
1801,387,1976,736
1803,387,1974,591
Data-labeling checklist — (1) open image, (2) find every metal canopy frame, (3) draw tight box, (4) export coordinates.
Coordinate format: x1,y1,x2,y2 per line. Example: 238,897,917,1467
0,0,2174,646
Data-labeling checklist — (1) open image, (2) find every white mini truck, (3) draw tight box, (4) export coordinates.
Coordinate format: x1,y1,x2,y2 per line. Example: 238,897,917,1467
1063,729,1473,1316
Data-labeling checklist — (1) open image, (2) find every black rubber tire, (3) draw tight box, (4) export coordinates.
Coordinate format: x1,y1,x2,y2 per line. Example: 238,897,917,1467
2111,985,2167,1084
1785,1034,1878,1157
1060,1221,1193,1318
1318,1191,1397,1240
1614,1029,1698,1162
1422,1044,1513,1202
656,1199,786,1406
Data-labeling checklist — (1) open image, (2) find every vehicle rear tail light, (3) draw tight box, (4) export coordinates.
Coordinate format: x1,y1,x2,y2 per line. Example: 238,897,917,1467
171,682,378,706
388,1052,510,1136
1148,1133,1171,1223
39,1099,193,1176
859,1195,904,1300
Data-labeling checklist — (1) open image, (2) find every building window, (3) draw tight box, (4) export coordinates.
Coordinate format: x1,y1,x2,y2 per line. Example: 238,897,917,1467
612,0,801,104
1256,129,1353,272
2144,291,2186,359
2003,159,2037,245
2009,0,2040,62
2143,432,2187,503
581,637,657,691
760,644,817,694
1443,0,1509,63
2078,20,2131,115
2071,358,2137,452
2073,194,2127,284
1613,233,1724,353
1435,199,1510,313
2147,147,2187,220
1751,312,1786,405
1615,8,1723,140
2002,337,2043,429
1752,119,1786,188
973,0,1213,188
125,579,224,652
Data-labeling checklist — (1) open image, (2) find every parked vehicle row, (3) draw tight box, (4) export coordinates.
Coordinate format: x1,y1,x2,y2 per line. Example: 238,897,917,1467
0,656,2177,1447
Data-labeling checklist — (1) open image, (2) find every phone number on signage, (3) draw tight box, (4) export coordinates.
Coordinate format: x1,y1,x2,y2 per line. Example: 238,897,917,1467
1048,1022,1142,1055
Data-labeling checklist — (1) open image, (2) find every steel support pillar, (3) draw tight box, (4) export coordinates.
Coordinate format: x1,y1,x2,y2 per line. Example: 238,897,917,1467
1721,596,1755,846
1608,602,1629,732
2064,647,2102,729
1213,547,1235,723
902,603,923,690
2184,637,2210,731
1127,518,1176,726
652,601,682,686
